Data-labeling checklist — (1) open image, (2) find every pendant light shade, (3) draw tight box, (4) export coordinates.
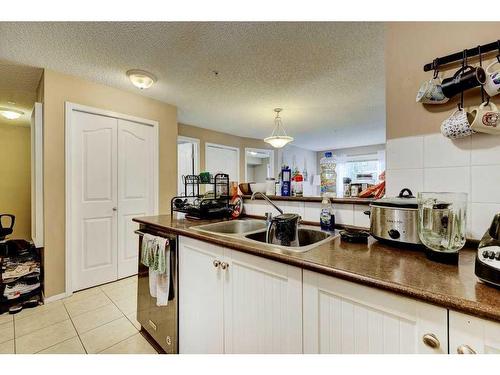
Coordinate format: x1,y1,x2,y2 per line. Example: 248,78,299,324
264,108,294,148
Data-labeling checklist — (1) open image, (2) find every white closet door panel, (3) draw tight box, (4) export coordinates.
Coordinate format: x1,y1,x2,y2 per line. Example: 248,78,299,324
223,249,302,354
117,119,155,279
303,270,447,354
72,111,118,291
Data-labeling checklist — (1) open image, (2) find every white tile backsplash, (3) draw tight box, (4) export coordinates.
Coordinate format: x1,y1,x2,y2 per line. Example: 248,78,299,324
385,168,423,197
423,133,470,168
471,165,500,203
470,203,500,239
303,202,322,222
387,135,500,239
423,167,471,197
386,136,423,170
244,200,363,228
354,205,371,228
334,204,355,226
471,133,500,166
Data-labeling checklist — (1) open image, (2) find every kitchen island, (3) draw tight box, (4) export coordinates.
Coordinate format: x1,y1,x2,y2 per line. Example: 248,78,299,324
133,214,500,354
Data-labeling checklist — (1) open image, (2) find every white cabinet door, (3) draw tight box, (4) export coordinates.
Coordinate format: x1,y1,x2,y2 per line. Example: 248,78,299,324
117,119,155,279
223,249,303,353
449,311,500,354
179,236,225,354
303,270,447,354
71,111,118,291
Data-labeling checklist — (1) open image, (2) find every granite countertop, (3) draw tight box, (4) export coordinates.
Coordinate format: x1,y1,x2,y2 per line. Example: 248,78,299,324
241,194,374,205
133,215,500,323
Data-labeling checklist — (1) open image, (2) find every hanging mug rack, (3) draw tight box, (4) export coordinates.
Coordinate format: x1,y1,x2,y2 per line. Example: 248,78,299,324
423,39,500,72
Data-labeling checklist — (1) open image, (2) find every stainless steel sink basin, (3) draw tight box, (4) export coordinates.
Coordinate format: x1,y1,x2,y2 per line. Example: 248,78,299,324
244,228,334,252
193,219,267,235
192,219,336,253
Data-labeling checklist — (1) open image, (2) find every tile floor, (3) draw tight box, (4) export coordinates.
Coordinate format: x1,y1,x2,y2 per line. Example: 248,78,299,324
0,275,158,354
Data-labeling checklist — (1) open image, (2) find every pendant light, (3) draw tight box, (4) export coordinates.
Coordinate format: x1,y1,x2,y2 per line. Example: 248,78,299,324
264,108,294,148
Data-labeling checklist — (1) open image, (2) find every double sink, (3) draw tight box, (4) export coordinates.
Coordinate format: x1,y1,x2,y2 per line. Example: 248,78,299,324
192,219,336,253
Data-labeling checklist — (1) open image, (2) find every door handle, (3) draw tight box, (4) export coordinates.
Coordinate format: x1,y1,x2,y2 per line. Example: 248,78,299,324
457,344,476,354
213,260,220,268
422,333,440,349
220,262,229,270
112,207,117,212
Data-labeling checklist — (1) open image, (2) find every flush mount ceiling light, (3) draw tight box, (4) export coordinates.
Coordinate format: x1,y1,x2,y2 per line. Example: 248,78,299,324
126,69,157,90
264,108,294,148
0,107,24,120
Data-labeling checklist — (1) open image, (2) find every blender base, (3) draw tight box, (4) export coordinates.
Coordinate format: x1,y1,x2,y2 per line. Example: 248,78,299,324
424,247,459,265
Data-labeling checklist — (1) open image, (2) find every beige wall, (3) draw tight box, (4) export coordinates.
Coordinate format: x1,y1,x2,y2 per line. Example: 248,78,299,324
386,22,500,139
42,69,177,297
0,123,31,239
178,123,275,181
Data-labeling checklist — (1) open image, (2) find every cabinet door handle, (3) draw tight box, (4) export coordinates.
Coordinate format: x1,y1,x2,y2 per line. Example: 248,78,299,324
220,262,229,270
422,333,440,349
457,344,476,354
213,260,220,268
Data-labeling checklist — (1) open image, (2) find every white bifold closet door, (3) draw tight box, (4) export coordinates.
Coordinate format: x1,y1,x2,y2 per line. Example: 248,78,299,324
71,111,155,291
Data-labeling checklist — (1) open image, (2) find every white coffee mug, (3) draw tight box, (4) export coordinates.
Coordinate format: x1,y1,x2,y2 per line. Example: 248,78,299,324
484,60,500,98
470,101,500,134
441,108,475,139
416,77,449,104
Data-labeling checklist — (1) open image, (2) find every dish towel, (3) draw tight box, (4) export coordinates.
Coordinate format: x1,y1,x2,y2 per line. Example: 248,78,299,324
141,234,171,306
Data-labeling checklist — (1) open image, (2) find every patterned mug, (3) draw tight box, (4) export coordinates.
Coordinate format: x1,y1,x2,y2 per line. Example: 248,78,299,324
440,108,476,139
470,102,500,134
485,60,500,98
416,77,449,104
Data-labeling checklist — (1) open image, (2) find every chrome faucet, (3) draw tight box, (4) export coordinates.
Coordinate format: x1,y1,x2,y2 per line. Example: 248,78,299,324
251,192,283,217
251,192,284,242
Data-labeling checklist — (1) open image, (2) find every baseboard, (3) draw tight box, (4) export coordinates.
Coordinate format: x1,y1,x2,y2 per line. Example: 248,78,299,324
43,292,68,303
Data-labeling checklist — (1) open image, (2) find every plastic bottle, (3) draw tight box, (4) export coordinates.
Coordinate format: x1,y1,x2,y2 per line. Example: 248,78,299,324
320,152,337,197
320,197,331,230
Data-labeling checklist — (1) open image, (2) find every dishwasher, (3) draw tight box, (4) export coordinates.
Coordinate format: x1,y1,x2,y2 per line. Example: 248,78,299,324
135,227,178,354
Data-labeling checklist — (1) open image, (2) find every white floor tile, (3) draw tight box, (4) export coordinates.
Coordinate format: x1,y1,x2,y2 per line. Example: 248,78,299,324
79,317,137,354
99,333,157,354
15,305,69,338
0,313,13,325
72,303,123,334
0,321,14,344
15,319,77,354
37,337,86,354
64,291,111,318
0,339,15,354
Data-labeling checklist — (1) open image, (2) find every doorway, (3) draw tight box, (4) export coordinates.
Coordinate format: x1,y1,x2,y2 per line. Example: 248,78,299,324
177,136,200,196
244,148,274,183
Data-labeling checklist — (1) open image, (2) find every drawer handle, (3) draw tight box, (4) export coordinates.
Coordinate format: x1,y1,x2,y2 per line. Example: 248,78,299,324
457,344,476,354
220,262,229,270
213,260,220,268
422,333,440,349
148,319,157,331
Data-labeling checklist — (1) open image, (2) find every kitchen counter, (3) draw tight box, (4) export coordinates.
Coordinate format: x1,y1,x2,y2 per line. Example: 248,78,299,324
242,194,374,205
133,215,500,322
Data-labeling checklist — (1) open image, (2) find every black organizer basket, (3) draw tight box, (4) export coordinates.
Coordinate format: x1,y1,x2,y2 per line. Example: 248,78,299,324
171,173,232,220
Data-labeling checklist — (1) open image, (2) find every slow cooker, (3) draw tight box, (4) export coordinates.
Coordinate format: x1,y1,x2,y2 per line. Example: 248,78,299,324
365,188,422,246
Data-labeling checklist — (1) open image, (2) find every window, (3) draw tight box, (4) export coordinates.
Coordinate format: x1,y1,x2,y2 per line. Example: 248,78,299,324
334,151,385,196
344,158,380,182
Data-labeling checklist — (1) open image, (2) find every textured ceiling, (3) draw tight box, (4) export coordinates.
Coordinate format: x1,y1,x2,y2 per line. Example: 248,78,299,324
0,22,385,149
0,60,42,127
